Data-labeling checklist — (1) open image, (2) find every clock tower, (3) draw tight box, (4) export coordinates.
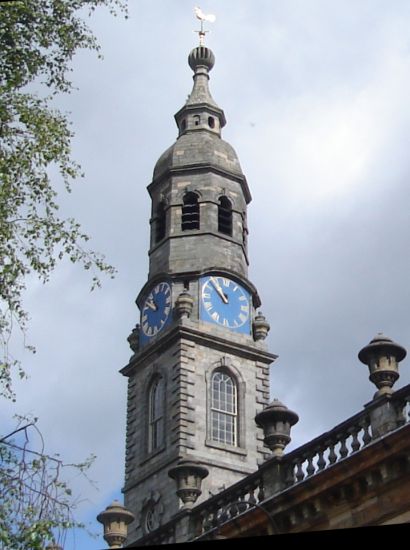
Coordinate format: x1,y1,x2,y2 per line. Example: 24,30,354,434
121,41,276,543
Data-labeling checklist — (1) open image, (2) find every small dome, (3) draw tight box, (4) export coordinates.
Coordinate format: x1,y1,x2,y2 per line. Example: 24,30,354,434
188,46,215,72
358,333,407,364
368,333,394,345
153,132,244,182
258,398,299,424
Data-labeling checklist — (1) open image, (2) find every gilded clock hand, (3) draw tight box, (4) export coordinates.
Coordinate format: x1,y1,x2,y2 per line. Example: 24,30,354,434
146,300,158,311
210,277,228,304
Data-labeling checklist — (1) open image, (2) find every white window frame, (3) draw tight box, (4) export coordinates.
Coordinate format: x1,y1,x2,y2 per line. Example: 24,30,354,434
148,376,165,452
210,371,238,446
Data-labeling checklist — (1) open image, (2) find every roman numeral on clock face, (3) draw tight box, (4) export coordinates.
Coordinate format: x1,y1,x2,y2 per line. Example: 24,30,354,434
141,281,172,338
200,276,250,333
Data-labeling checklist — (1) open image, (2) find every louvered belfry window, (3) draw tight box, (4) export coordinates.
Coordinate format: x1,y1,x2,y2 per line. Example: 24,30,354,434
155,201,166,243
218,196,232,236
181,192,200,230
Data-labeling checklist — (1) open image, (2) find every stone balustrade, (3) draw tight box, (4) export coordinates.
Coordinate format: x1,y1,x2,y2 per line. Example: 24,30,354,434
284,385,410,487
192,475,264,538
131,383,410,545
284,411,373,485
190,384,410,541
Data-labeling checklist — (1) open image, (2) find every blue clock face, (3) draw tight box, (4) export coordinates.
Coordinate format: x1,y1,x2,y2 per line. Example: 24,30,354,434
200,276,251,334
140,282,172,343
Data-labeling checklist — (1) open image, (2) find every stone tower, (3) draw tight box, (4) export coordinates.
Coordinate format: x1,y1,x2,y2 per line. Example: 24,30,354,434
121,42,276,543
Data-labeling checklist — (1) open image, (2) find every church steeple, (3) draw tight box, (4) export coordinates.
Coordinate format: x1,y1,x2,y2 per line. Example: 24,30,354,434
121,21,275,544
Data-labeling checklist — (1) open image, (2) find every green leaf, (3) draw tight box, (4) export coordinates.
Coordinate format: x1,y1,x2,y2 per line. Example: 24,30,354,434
0,0,125,398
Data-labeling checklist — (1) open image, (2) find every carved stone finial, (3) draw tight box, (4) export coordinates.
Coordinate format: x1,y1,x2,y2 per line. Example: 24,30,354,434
253,311,270,341
175,290,194,319
358,333,407,399
127,324,140,354
168,459,209,508
255,399,299,457
97,500,135,549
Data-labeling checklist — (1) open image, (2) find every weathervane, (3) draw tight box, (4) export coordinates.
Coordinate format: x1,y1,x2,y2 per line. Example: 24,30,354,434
194,6,216,46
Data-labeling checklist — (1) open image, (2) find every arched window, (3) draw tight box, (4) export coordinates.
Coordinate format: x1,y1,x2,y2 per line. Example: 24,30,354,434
155,201,166,243
218,196,232,236
148,377,165,452
181,192,200,231
211,371,237,446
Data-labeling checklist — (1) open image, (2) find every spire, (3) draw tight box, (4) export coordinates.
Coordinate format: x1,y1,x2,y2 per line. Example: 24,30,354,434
174,9,225,137
174,45,226,137
187,46,216,104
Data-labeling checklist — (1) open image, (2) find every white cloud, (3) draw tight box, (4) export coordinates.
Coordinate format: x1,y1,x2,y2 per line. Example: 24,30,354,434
4,2,410,548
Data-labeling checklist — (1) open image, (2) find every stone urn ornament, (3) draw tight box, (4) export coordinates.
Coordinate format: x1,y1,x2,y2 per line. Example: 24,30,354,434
255,399,299,457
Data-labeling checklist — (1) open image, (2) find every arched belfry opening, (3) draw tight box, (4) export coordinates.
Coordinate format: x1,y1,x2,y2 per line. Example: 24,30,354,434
218,196,232,236
181,192,200,231
155,201,166,243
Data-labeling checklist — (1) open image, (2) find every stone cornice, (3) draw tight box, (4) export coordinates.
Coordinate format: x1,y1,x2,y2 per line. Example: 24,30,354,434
148,163,252,204
121,320,277,378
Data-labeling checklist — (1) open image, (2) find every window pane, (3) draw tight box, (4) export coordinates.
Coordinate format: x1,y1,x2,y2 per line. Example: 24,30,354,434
149,377,165,451
210,371,237,446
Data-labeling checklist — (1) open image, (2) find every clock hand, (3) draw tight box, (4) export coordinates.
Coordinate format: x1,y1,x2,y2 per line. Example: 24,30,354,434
210,277,228,304
146,300,158,311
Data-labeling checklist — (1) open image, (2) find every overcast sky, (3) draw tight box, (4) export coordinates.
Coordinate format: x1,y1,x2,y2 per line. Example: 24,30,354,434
3,1,410,548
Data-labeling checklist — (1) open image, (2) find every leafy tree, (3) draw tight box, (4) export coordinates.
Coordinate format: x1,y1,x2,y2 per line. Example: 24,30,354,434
0,0,127,399
0,416,96,550
0,1,127,547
